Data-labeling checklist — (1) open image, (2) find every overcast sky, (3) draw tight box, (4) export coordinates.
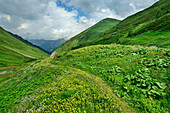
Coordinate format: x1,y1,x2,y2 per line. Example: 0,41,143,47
0,0,158,40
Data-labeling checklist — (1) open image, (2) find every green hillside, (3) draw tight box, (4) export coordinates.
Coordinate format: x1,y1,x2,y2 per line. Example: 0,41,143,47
55,18,120,53
1,44,169,112
0,0,170,112
54,0,170,54
53,44,170,112
0,27,49,67
92,0,170,48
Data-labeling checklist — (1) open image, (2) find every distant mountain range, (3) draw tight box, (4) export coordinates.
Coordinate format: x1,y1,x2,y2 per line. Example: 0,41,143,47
29,39,66,53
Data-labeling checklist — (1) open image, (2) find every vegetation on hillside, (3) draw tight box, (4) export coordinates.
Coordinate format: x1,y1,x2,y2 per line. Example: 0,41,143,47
0,59,133,112
1,44,169,112
53,44,170,112
54,0,170,53
0,0,169,113
0,27,49,67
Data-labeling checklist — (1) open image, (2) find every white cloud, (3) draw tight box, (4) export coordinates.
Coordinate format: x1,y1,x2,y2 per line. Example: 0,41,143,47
0,14,11,21
68,0,157,19
18,23,30,30
0,0,158,40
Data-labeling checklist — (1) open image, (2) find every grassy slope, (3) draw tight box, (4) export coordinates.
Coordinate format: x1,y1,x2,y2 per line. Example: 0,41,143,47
111,0,170,34
0,44,169,112
54,0,170,53
95,0,170,47
0,59,135,113
0,0,170,112
55,18,120,53
53,44,170,112
0,27,49,67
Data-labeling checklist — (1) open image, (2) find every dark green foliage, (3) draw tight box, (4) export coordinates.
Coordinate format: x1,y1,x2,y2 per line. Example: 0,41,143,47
127,24,133,37
155,8,162,19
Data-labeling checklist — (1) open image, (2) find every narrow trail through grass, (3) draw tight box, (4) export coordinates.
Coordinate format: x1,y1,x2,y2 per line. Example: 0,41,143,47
70,66,136,113
3,46,38,59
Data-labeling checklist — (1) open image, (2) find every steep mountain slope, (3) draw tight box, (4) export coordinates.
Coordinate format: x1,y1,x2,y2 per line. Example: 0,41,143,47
0,27,49,67
29,38,66,53
93,0,170,47
55,18,120,53
54,0,169,54
111,0,170,34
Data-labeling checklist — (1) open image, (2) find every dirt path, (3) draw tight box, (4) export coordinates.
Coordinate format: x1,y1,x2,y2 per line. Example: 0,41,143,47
70,67,136,113
50,51,58,57
3,46,38,59
0,66,18,71
0,71,7,75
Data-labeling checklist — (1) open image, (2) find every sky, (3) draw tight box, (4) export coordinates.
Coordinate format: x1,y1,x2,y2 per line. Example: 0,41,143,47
0,0,158,40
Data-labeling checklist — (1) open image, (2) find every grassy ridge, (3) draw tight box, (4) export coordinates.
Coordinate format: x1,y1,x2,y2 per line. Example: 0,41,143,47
111,0,170,34
0,27,49,67
53,44,170,112
94,0,170,47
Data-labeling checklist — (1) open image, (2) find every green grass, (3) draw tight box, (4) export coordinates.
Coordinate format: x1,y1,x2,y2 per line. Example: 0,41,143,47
119,30,170,48
0,0,170,112
0,27,49,67
109,0,170,34
0,59,133,113
52,44,170,112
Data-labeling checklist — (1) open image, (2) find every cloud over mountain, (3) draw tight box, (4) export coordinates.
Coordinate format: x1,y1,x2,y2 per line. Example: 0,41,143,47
0,0,157,40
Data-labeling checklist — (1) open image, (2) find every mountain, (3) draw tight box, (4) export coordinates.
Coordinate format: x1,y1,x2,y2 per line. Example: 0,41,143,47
54,18,120,53
0,27,49,68
98,0,170,47
0,0,170,112
29,38,66,53
54,0,169,54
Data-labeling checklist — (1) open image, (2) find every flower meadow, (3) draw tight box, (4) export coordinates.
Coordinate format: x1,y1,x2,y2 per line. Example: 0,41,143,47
26,68,122,112
1,62,123,112
53,44,170,112
0,44,169,112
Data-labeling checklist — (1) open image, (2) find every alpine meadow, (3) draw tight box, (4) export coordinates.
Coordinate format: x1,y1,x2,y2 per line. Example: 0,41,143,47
0,0,169,113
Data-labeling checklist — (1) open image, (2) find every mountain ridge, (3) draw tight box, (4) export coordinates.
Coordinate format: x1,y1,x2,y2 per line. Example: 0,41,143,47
29,38,66,53
53,0,170,54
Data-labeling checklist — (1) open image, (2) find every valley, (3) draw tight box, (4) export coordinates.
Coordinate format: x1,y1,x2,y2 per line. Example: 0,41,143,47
0,0,169,112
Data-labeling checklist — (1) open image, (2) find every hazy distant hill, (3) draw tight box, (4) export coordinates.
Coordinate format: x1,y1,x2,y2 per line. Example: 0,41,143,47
29,39,66,53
